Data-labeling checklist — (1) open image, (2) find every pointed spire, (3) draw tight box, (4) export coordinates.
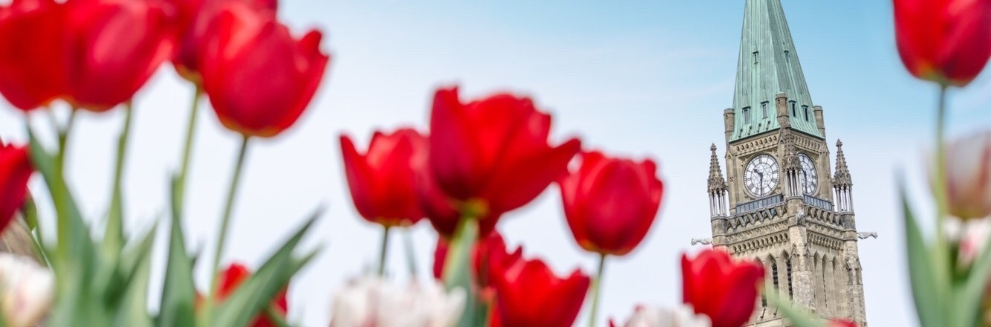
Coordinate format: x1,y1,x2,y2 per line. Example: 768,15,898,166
730,0,823,141
833,139,853,187
708,143,727,193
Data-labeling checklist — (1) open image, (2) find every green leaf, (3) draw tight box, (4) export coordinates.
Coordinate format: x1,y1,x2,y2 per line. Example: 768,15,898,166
27,125,105,327
158,176,198,327
442,218,479,327
211,207,323,327
104,105,135,265
27,126,96,274
765,285,825,327
900,185,945,327
111,225,156,327
954,220,991,327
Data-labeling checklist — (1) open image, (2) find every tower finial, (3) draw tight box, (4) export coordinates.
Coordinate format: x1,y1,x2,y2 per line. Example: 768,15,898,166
833,139,852,187
708,144,727,193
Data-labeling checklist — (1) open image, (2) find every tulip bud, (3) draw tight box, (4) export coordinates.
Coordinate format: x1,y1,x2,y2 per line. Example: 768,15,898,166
682,249,764,327
330,275,465,327
611,304,712,327
0,144,33,232
559,151,663,256
894,0,991,86
0,253,54,327
937,131,991,220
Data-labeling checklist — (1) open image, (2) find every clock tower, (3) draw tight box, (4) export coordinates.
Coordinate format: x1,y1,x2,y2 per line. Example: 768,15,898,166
704,0,869,326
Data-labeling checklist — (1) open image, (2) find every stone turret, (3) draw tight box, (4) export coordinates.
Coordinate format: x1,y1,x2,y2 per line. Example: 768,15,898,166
708,144,728,218
833,140,854,213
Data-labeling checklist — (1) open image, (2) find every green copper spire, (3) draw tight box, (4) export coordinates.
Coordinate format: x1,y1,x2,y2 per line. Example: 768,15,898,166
730,0,823,141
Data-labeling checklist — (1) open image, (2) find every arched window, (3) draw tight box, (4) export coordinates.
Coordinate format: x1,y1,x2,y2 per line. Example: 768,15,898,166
756,258,767,307
771,258,779,291
786,256,794,299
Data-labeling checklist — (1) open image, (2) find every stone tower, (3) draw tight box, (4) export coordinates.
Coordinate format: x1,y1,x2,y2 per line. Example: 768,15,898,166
705,0,868,326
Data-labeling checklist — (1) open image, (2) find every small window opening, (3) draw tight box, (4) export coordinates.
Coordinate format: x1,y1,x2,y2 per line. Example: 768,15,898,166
790,100,797,116
787,259,794,298
743,106,751,123
785,50,791,63
761,101,769,118
772,261,780,290
752,51,759,64
803,105,810,122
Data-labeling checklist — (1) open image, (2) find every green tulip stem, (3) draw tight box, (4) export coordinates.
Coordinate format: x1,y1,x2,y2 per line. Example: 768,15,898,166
53,107,77,260
403,228,418,277
932,84,953,322
444,217,479,327
207,134,251,318
176,86,203,211
377,225,391,276
588,253,607,327
106,101,134,250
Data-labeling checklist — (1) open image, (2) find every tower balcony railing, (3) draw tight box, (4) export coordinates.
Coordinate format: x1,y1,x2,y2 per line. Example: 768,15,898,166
802,194,834,211
735,194,783,214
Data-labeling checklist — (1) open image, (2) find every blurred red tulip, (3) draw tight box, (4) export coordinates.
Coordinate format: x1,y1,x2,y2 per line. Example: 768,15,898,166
427,86,580,221
200,3,329,137
894,0,991,86
63,0,176,111
828,320,858,327
217,263,288,327
432,232,522,301
171,0,276,83
559,151,663,256
0,0,66,111
491,256,589,327
417,163,499,238
938,131,991,220
341,128,428,227
0,143,32,232
682,249,764,327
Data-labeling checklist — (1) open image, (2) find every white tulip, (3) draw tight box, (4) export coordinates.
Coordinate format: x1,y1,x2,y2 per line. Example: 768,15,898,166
615,304,711,327
0,253,53,327
330,275,465,327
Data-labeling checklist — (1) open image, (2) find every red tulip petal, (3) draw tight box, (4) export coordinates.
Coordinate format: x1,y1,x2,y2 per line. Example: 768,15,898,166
483,138,580,215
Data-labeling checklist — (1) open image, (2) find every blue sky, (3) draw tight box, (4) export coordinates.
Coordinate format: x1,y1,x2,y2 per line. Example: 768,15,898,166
2,0,990,326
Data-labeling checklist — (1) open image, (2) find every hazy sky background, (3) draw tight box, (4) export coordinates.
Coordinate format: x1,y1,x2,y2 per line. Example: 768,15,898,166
2,0,990,326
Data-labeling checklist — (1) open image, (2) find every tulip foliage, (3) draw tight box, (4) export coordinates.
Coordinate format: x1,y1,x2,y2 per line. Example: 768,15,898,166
0,0,327,325
0,0,988,325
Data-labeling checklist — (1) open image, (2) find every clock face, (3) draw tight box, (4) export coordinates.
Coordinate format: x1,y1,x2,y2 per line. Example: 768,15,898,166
798,153,818,194
744,154,780,197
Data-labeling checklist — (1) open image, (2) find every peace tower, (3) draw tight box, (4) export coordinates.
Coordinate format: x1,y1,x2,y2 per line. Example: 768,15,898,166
703,1,869,325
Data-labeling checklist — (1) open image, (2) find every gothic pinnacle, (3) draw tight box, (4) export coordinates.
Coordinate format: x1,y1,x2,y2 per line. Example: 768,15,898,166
707,143,727,193
833,139,853,187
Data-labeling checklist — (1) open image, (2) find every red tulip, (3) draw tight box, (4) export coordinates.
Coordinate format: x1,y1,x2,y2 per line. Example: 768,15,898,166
829,320,858,327
216,263,288,327
200,3,329,137
62,0,176,111
0,143,32,232
559,151,663,256
491,256,590,327
0,0,66,111
341,128,428,227
432,232,522,301
427,86,581,220
417,163,499,238
171,0,276,83
682,249,764,327
894,0,991,86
